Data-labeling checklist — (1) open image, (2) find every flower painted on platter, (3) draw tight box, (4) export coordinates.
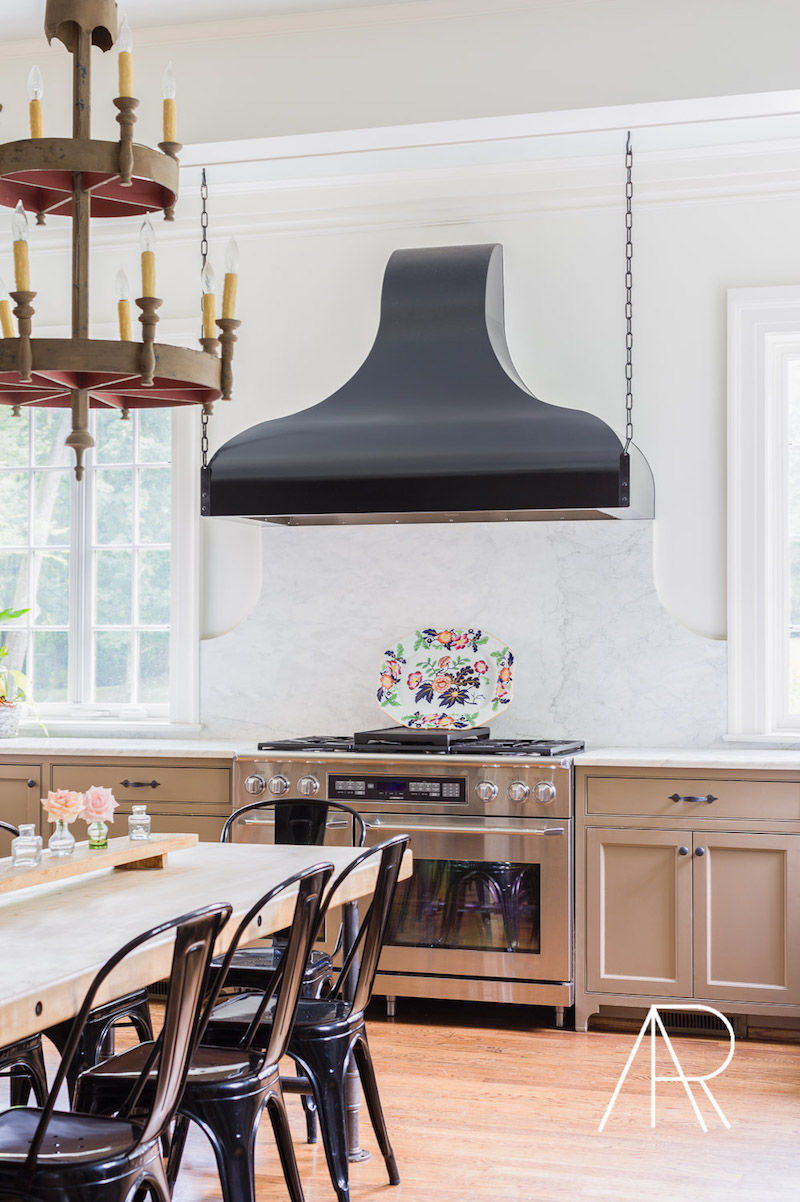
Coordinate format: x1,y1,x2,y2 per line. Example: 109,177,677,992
437,715,455,728
387,659,402,678
407,671,422,690
380,673,395,690
451,633,469,649
437,656,451,669
436,630,455,646
499,665,511,682
474,660,488,675
42,789,84,824
82,785,118,824
432,673,453,694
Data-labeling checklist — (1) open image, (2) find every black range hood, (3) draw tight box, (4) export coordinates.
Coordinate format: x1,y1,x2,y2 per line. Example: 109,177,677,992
202,243,653,525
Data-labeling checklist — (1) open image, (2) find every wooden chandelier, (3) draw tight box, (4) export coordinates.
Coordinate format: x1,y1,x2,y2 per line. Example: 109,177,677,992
0,0,238,478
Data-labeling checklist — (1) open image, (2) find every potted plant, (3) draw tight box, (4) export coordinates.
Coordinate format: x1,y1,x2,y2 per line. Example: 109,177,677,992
0,608,31,738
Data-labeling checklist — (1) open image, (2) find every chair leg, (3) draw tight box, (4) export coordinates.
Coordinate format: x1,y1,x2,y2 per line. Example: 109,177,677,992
181,1089,266,1202
352,1034,400,1185
166,1113,191,1191
297,1059,318,1143
266,1093,306,1202
293,1037,353,1202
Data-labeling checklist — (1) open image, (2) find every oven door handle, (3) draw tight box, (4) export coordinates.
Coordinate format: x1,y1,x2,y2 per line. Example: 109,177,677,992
363,821,565,837
239,817,350,829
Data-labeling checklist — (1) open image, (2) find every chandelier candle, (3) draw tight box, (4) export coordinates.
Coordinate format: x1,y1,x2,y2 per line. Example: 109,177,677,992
12,203,30,291
162,62,177,143
140,216,156,297
28,66,43,137
0,278,13,338
201,262,217,339
222,237,239,318
116,268,132,340
117,15,134,96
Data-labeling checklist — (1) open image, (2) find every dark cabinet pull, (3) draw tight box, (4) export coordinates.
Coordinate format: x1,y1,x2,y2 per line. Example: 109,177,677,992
669,793,717,805
26,779,37,789
695,846,706,857
120,779,160,789
678,846,689,856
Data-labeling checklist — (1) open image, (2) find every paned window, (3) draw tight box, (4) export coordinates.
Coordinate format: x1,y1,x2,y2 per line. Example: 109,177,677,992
0,404,196,727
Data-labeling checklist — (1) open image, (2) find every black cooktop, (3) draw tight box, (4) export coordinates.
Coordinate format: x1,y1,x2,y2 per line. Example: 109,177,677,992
257,728,584,757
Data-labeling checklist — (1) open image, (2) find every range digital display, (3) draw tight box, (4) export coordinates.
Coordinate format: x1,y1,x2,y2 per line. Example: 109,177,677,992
328,774,467,804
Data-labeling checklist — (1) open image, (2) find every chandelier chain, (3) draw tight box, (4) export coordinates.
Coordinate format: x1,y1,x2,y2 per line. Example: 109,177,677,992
200,168,210,468
624,131,634,453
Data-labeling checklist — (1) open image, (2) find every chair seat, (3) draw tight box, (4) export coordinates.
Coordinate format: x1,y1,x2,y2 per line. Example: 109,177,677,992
0,1107,139,1164
205,990,352,1047
80,1041,263,1090
209,945,333,994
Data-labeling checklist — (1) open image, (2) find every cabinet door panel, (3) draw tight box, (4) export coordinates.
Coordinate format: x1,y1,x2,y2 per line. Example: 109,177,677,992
693,832,800,1004
0,765,42,854
586,827,692,996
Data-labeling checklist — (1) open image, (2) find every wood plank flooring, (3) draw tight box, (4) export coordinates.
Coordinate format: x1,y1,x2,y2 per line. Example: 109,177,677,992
33,998,800,1202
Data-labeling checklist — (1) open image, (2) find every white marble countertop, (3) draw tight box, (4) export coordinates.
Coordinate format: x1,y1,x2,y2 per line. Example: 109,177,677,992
3,737,800,772
574,747,800,770
0,737,247,758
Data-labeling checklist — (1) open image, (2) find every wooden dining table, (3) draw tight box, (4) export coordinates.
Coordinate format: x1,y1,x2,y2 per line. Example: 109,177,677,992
0,840,412,1046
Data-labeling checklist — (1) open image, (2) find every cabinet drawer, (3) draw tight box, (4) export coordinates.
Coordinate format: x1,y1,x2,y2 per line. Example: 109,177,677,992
51,764,230,808
0,764,43,847
586,775,800,822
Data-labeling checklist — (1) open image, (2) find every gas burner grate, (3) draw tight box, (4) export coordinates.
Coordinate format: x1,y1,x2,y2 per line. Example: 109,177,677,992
256,730,584,757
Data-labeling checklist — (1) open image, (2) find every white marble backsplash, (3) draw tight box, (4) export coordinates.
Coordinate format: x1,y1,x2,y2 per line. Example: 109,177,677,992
200,521,727,746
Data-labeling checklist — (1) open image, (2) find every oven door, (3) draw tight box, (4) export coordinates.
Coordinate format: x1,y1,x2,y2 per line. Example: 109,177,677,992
362,813,571,984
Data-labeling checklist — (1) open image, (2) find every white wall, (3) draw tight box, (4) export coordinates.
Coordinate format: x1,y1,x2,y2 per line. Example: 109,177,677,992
3,1,800,144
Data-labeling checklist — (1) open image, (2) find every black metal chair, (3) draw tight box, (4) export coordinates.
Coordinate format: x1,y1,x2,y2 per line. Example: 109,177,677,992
75,860,335,1202
203,834,409,1202
213,798,366,995
215,798,367,1145
0,822,49,1110
0,901,230,1202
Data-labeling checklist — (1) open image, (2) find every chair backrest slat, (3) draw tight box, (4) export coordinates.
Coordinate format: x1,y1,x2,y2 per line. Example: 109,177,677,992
220,798,366,848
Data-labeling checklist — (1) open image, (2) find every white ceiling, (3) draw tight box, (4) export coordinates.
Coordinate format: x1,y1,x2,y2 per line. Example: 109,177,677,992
1,0,413,41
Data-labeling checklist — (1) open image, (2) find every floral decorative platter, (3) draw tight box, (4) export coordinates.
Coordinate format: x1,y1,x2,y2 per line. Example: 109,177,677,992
377,628,514,729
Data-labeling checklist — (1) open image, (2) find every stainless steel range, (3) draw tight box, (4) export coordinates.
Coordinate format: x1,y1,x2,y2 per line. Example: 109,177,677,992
234,728,581,1026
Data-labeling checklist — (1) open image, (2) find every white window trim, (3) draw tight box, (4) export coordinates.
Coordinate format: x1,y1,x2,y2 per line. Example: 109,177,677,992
18,318,201,737
728,286,800,741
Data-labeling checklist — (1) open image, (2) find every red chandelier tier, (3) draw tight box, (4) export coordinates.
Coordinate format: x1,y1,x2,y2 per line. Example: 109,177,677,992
0,0,238,478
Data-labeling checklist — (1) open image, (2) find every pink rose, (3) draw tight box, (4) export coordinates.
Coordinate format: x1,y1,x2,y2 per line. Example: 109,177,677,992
408,671,422,689
42,789,84,824
387,659,402,678
432,673,452,694
452,633,469,649
82,785,118,824
474,660,488,675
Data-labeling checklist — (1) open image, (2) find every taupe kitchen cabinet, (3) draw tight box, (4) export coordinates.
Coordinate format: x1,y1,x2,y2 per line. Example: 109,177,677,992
50,760,232,842
0,764,41,854
576,767,800,1031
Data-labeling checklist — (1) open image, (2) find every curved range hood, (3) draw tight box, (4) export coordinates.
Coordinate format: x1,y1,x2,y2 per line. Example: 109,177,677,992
202,243,654,525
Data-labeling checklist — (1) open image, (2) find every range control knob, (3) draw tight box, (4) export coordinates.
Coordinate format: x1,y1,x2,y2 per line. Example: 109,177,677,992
267,774,290,797
508,780,530,803
475,780,498,802
243,773,267,796
297,775,320,797
533,780,557,805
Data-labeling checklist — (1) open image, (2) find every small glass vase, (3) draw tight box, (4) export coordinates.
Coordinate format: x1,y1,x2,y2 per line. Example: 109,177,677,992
87,820,109,850
48,819,75,858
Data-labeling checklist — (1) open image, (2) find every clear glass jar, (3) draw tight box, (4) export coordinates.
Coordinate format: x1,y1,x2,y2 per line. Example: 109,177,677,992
128,805,151,841
48,819,76,858
11,823,42,868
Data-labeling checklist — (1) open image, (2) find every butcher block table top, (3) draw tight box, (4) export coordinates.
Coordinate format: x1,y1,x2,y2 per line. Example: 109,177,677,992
0,841,412,1046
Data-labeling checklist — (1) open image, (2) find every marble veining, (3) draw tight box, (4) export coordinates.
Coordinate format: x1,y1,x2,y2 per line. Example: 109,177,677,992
200,521,727,747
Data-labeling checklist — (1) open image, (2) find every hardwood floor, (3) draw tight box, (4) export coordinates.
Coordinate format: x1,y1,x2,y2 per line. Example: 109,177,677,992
32,998,800,1202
